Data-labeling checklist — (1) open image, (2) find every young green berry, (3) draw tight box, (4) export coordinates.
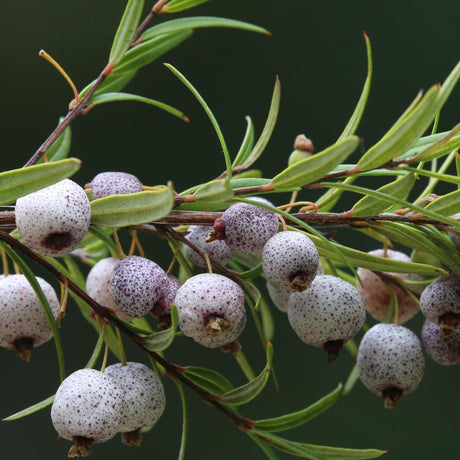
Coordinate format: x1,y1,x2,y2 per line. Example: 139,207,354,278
262,230,319,292
51,368,124,457
421,319,460,365
15,179,91,257
87,171,143,200
110,256,169,318
0,274,60,361
357,323,425,408
288,275,366,362
174,273,246,348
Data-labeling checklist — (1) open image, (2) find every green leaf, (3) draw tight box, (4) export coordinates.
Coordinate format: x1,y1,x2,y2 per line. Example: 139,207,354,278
0,158,81,206
232,116,255,167
89,92,188,121
343,363,360,396
142,305,179,352
219,342,273,406
142,16,269,41
425,189,460,216
271,136,360,189
414,124,460,161
357,85,440,170
39,119,71,162
194,179,234,202
247,433,280,460
109,0,145,64
113,30,192,75
254,384,342,432
163,0,211,13
351,172,416,216
437,60,460,109
294,443,387,460
259,297,275,342
2,395,55,421
80,70,138,100
337,32,372,140
182,366,234,395
175,380,188,460
90,185,174,227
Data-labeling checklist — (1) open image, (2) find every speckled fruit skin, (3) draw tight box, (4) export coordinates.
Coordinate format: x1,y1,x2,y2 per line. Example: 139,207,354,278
51,369,124,444
356,249,420,324
288,275,366,348
174,273,246,348
104,362,166,433
262,231,319,292
15,179,91,257
357,323,425,406
266,281,291,313
0,274,60,350
422,319,460,365
184,225,232,268
88,171,143,200
218,201,279,253
110,256,169,318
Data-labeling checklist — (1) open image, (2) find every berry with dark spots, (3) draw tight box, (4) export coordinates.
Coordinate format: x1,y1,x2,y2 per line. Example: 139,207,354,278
152,274,182,328
262,230,319,292
420,274,460,337
110,256,169,318
421,319,460,365
51,368,124,457
266,281,291,313
104,362,166,446
174,273,246,348
288,275,366,362
87,171,143,200
15,179,91,257
357,323,425,408
0,274,60,361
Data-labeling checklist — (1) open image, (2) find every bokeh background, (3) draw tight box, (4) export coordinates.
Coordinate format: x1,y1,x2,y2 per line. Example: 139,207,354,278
1,1,459,459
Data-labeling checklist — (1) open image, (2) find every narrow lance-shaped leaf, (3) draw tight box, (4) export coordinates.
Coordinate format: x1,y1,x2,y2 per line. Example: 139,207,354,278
90,185,174,227
232,116,255,167
80,70,138,100
142,305,179,352
109,0,145,65
39,119,71,162
414,123,460,161
182,366,234,395
425,189,460,216
163,0,211,13
437,60,460,109
0,158,81,206
194,179,234,202
294,442,387,460
2,395,55,422
271,136,360,189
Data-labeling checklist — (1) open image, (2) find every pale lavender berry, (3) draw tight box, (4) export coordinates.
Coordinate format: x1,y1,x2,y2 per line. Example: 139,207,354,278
288,275,366,362
214,201,279,254
51,368,124,457
104,362,166,446
357,323,425,408
15,179,91,257
266,281,291,313
420,274,460,337
152,275,182,328
110,256,169,318
184,225,232,268
356,249,420,324
174,273,246,348
88,171,143,200
0,274,60,361
422,319,460,365
262,230,319,292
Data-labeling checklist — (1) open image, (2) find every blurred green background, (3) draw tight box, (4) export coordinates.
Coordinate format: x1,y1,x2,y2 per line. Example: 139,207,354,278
1,1,459,459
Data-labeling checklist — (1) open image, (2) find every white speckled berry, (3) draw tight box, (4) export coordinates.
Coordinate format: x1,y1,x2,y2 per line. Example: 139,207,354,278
88,171,143,200
105,362,165,445
15,179,91,257
175,273,246,348
110,256,169,318
288,275,366,361
420,274,460,337
216,201,279,254
262,231,319,292
51,369,124,456
421,319,460,365
0,274,60,360
357,323,425,408
152,275,183,328
266,281,291,313
356,249,420,324
184,225,232,268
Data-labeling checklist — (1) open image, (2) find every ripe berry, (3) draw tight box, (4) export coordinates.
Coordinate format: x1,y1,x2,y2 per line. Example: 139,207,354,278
262,230,319,292
266,281,291,313
420,274,460,337
174,273,246,348
104,362,166,446
288,275,366,362
357,323,425,408
421,319,460,365
87,171,143,200
15,179,91,257
356,249,420,324
184,225,232,268
213,200,279,254
0,274,60,361
152,274,182,328
51,368,124,457
110,256,169,318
